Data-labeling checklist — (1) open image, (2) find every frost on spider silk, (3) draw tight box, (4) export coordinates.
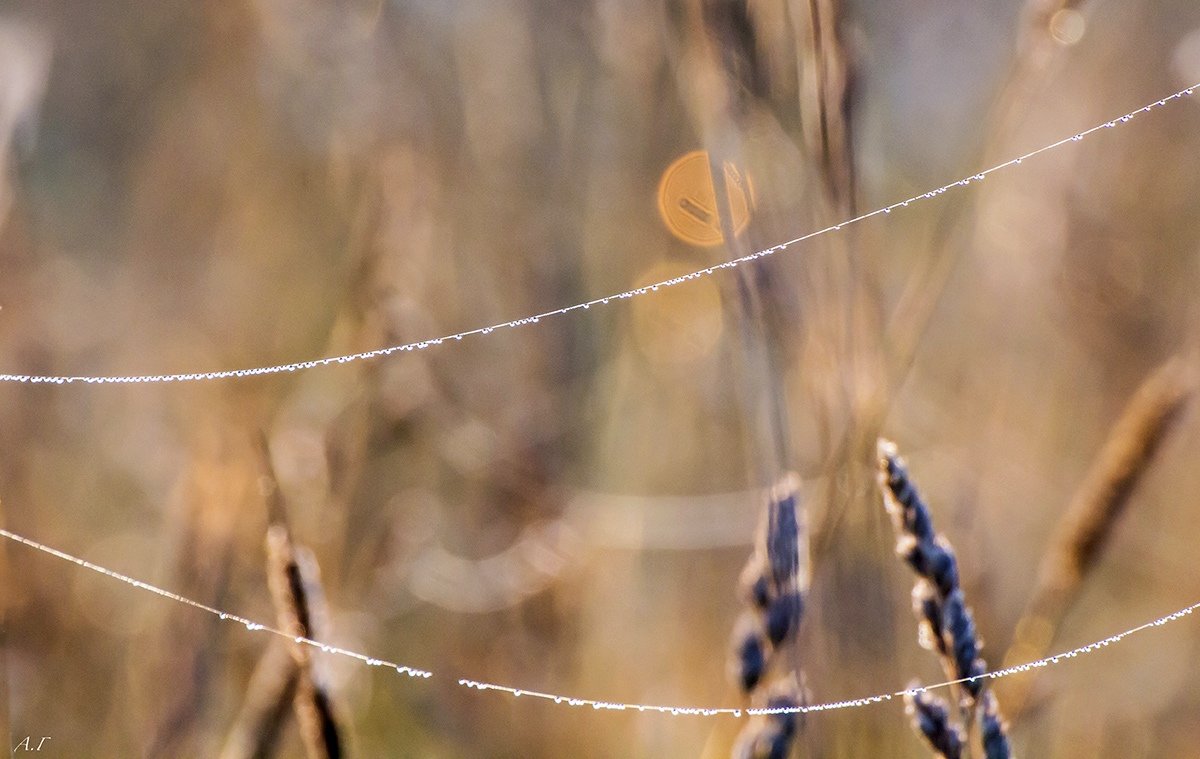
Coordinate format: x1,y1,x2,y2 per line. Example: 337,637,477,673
0,82,1195,387
0,526,1198,720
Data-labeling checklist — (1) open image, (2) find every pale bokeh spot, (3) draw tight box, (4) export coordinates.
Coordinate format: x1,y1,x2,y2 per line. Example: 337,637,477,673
631,260,724,369
1050,10,1086,46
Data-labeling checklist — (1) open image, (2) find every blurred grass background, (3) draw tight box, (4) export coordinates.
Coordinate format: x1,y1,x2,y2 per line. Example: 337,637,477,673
1,0,1200,756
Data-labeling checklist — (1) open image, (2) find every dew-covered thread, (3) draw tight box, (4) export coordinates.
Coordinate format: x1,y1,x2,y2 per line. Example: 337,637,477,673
1,83,1195,387
2,526,1197,718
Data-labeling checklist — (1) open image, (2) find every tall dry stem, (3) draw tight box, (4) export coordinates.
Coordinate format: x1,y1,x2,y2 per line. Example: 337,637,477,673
1000,355,1194,718
266,526,344,759
219,643,300,759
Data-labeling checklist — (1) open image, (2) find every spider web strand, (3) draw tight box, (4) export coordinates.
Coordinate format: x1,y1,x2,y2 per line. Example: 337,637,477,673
0,82,1196,386
3,526,1196,717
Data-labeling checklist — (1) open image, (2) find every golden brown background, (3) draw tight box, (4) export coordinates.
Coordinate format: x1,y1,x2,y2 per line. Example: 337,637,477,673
1,0,1200,756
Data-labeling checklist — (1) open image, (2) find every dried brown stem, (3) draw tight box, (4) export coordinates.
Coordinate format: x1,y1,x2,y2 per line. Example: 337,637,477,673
255,435,344,759
219,643,300,759
0,497,9,755
145,436,249,757
1001,355,1194,718
797,0,856,215
266,525,344,759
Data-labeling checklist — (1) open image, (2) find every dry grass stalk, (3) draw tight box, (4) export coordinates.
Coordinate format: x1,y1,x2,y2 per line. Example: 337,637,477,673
729,475,809,757
145,435,253,757
0,497,9,755
1000,356,1194,718
796,0,856,215
672,10,812,753
266,525,344,759
252,429,344,758
877,439,1011,758
219,642,300,759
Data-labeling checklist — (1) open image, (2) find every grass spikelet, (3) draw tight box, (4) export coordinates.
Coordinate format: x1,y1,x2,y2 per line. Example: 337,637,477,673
765,478,802,590
730,475,809,693
979,691,1012,759
905,688,964,759
731,679,803,759
877,438,1011,758
739,557,772,611
912,581,949,658
764,590,804,647
728,475,808,756
877,440,985,701
731,611,769,694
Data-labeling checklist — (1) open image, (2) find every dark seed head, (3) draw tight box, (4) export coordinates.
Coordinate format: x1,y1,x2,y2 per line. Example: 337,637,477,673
906,689,964,759
767,491,801,587
765,591,804,645
735,626,767,693
980,691,1012,759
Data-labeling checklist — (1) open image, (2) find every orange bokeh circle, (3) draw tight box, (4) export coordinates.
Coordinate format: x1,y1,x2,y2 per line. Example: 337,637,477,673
656,150,754,247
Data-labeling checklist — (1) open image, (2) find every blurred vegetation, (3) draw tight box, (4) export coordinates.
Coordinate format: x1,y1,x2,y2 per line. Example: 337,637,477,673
1,0,1200,757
